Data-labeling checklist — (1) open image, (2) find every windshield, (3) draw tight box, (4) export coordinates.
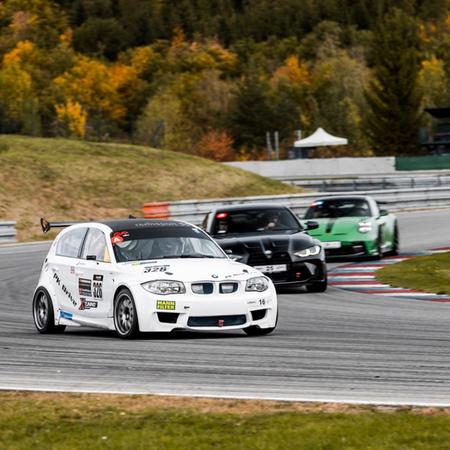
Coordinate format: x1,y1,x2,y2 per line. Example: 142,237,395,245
305,199,371,219
212,208,301,236
111,226,226,262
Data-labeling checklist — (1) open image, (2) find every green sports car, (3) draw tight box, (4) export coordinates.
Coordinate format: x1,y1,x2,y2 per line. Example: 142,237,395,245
303,196,399,259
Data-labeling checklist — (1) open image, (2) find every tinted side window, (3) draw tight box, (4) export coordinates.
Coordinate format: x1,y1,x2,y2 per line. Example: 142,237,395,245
81,228,110,262
56,228,88,258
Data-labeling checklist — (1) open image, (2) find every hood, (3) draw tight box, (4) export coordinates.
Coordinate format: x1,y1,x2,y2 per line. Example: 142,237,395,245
121,258,258,282
213,231,316,257
307,216,371,237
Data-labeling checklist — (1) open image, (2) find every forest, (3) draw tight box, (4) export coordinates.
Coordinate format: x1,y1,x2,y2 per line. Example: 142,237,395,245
0,0,449,159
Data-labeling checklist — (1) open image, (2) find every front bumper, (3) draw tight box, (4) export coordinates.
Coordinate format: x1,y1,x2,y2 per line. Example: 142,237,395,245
261,259,326,286
323,239,377,259
133,285,278,332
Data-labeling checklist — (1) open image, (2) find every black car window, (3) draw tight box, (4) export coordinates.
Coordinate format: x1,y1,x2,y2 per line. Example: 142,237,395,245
56,227,88,258
305,199,371,219
81,228,110,262
212,209,301,235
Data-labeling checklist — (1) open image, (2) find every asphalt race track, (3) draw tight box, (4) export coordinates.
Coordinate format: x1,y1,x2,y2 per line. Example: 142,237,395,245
1,210,450,405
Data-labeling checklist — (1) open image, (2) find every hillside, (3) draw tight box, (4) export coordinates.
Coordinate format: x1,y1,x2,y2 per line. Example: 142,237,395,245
0,135,300,241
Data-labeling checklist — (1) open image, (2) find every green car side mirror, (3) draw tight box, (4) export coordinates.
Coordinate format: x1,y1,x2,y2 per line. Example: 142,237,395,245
305,220,319,231
379,209,389,217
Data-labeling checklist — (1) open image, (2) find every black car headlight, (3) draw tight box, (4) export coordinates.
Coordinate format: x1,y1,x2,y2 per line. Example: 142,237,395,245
294,245,321,258
245,276,269,292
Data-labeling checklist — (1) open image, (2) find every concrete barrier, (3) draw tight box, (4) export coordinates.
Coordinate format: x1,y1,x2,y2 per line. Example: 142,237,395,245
225,157,396,178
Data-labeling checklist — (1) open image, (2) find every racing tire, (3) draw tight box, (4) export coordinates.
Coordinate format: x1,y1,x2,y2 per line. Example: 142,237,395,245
306,273,328,293
372,231,383,260
114,288,140,339
244,308,278,336
390,224,399,256
32,287,66,334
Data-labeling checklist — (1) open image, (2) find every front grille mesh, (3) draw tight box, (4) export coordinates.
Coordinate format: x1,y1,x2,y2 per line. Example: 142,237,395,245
187,315,246,327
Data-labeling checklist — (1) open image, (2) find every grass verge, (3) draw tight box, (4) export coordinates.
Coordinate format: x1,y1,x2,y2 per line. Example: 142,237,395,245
2,392,450,449
376,252,450,295
0,135,300,241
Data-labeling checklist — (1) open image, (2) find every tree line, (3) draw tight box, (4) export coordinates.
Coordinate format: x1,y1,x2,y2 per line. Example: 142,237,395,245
0,0,449,159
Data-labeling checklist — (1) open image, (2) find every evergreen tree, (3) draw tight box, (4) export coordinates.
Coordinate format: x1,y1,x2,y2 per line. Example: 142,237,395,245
364,7,423,155
228,74,273,152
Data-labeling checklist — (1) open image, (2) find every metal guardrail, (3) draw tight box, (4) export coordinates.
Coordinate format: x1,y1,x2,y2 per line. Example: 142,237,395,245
144,187,450,225
0,221,16,243
284,174,450,192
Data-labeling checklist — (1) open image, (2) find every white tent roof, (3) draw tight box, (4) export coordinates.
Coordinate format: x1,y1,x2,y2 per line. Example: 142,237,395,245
294,127,348,147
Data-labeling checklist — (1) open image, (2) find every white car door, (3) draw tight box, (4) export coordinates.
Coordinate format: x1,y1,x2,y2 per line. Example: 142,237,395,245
76,227,115,319
51,227,89,318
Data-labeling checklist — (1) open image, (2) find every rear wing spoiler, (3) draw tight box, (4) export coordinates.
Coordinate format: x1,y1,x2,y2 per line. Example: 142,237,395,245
40,218,83,233
40,215,139,233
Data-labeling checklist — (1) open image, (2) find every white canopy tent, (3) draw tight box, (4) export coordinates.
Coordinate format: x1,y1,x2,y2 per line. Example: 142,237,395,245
294,127,348,147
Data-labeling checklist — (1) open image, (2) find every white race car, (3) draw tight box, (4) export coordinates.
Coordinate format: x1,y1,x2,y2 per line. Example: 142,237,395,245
33,218,278,338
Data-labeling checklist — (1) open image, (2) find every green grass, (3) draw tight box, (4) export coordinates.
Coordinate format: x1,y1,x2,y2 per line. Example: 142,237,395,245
376,252,450,295
0,135,299,241
2,392,450,449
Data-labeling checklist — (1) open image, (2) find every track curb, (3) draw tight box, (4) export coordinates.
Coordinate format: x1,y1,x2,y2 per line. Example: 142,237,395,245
329,247,450,302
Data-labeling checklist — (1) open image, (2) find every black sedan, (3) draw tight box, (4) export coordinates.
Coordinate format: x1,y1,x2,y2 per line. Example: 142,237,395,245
202,204,327,292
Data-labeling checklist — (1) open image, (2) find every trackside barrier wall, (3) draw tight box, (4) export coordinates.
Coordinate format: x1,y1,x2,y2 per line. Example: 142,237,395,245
225,157,396,177
144,187,450,225
142,202,169,219
0,221,16,243
143,187,450,226
396,156,450,171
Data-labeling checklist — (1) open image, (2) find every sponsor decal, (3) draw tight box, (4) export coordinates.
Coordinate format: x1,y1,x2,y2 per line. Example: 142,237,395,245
70,266,75,274
156,300,176,310
93,274,103,281
60,310,73,320
144,265,170,273
79,278,92,297
111,231,129,244
79,298,98,310
53,273,77,307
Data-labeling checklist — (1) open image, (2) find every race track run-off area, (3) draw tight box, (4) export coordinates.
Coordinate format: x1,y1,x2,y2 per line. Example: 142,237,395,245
1,210,450,406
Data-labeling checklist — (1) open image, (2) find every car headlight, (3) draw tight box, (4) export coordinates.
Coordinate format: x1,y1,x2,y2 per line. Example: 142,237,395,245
141,280,186,295
245,276,269,292
358,220,372,233
294,245,321,258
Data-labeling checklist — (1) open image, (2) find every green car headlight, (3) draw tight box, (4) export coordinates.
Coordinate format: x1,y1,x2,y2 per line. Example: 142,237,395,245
294,245,321,258
358,220,372,233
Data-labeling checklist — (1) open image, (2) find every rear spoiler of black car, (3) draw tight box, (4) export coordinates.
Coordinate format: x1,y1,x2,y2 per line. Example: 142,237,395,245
40,218,83,233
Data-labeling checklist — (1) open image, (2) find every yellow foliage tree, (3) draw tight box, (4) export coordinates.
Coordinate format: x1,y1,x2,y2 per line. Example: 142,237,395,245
273,55,310,86
55,98,87,138
53,56,141,135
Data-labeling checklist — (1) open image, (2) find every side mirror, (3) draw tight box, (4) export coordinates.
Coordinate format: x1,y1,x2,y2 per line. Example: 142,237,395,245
379,209,389,217
304,220,319,231
86,255,97,261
